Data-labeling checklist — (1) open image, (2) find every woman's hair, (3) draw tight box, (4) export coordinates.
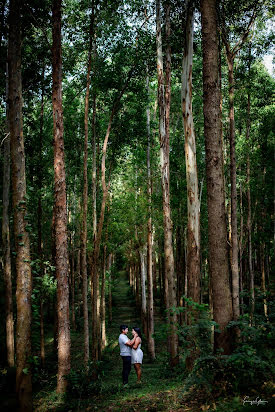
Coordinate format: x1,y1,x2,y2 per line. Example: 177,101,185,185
133,327,142,339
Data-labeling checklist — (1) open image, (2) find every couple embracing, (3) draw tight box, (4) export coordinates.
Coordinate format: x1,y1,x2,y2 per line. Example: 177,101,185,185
118,325,143,385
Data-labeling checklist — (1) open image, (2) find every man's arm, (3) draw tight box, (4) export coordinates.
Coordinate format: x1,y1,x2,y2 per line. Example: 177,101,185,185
125,336,136,347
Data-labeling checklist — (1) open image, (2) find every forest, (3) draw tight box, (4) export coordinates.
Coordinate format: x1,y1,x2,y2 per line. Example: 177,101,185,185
0,0,274,411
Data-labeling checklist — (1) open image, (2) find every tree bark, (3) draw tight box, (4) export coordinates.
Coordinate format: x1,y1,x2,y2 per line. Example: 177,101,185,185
246,79,254,323
92,39,97,239
181,0,200,306
260,244,268,321
38,71,45,367
146,66,155,360
108,254,112,323
81,4,95,368
8,0,32,408
52,0,71,393
71,248,76,330
140,246,147,338
227,53,240,321
200,0,233,354
3,60,14,369
156,0,178,366
100,245,107,349
239,182,244,315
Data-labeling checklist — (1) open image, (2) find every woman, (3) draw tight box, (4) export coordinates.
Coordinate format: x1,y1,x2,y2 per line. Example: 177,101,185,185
131,327,143,383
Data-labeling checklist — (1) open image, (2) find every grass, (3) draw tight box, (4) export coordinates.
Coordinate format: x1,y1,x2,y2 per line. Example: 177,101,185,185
29,271,275,411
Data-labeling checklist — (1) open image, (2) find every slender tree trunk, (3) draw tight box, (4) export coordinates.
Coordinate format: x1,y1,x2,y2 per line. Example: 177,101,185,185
108,253,112,322
71,248,76,330
81,5,95,368
38,72,45,367
3,60,14,369
176,224,184,325
8,0,32,408
146,69,155,360
156,0,178,366
227,54,240,321
200,0,233,354
245,90,254,324
182,5,200,363
101,245,107,349
260,244,268,321
140,246,147,337
40,300,45,368
52,0,71,392
239,182,244,315
181,1,200,306
92,42,97,239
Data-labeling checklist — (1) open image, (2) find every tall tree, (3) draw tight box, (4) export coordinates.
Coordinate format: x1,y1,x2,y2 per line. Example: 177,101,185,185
38,67,45,367
146,49,155,360
8,0,32,408
245,50,254,321
52,0,71,393
181,0,200,305
200,0,233,354
81,1,95,368
156,0,178,366
220,3,256,321
2,65,14,368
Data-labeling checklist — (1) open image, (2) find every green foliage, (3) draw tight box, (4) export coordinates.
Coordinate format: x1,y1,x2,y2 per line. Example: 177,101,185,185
175,297,217,358
66,361,119,398
183,295,275,397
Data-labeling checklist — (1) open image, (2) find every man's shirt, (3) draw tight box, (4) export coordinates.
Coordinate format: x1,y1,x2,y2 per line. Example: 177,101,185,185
119,333,131,356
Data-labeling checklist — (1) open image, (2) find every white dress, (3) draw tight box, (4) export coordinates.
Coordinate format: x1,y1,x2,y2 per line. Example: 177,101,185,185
131,342,143,364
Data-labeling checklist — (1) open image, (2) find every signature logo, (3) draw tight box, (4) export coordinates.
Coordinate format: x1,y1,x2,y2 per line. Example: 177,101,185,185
243,396,268,406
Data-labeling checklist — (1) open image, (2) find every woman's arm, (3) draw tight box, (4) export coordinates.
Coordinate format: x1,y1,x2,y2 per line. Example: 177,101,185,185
125,336,136,347
132,336,141,350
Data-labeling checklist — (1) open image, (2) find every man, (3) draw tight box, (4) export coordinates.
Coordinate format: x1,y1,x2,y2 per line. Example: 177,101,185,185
118,324,135,385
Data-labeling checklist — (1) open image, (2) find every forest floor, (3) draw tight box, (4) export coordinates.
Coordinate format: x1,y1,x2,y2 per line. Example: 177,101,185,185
29,271,274,411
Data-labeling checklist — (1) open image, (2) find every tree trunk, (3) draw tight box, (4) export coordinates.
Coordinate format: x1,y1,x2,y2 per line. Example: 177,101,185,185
260,244,268,321
227,54,240,321
3,61,14,368
101,245,107,349
52,0,71,393
181,1,200,306
108,253,112,322
8,0,32,408
71,249,76,330
92,40,97,239
176,224,184,325
81,5,95,368
239,182,244,315
146,69,155,360
140,246,147,337
246,87,254,322
38,66,45,368
156,0,178,366
200,0,233,354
